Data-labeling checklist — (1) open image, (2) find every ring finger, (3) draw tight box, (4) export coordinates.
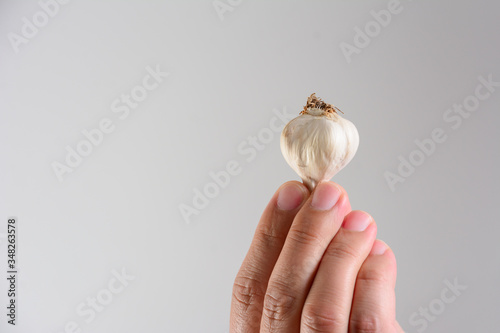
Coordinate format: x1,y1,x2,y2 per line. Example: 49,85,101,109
300,211,377,332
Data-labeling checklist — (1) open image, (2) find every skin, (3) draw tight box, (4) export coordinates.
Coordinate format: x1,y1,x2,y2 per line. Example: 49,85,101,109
230,181,405,333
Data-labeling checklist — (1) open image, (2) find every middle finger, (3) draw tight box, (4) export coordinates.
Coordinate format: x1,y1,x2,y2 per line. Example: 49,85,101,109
260,181,351,333
301,211,377,332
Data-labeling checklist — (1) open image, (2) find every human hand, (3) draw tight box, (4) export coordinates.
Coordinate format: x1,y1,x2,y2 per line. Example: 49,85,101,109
230,181,404,332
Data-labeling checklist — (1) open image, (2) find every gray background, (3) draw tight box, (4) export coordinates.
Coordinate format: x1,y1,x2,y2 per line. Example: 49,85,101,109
1,0,499,332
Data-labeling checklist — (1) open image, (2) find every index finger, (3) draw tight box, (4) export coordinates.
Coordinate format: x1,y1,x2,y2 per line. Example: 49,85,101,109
230,181,309,333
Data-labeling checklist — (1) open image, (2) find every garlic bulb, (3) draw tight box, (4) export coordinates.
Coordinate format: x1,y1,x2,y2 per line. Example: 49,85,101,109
280,93,359,191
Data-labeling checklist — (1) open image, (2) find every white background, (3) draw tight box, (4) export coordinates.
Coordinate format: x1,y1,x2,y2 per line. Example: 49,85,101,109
1,0,499,332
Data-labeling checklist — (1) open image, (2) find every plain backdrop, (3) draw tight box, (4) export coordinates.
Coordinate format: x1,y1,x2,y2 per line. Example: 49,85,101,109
1,0,499,332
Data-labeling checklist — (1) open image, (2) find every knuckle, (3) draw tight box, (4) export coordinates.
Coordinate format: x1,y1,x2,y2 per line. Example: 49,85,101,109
232,274,265,310
255,223,284,248
350,315,383,333
262,281,298,323
287,227,324,248
357,266,391,284
301,307,342,332
324,241,360,261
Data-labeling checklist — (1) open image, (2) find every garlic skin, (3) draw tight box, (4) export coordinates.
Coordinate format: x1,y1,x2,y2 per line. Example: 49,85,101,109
280,94,359,191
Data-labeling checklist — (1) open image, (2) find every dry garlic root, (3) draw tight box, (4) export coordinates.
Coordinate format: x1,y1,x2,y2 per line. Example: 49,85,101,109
280,93,359,191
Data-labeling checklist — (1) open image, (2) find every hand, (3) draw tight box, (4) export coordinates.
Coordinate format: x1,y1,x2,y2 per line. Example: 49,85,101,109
230,181,404,332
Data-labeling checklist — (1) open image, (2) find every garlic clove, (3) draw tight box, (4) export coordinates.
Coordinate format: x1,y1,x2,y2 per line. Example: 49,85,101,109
280,93,359,191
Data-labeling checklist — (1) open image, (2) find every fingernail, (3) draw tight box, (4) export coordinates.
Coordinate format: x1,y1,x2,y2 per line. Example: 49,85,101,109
343,211,372,232
370,240,388,255
277,183,305,211
311,182,341,211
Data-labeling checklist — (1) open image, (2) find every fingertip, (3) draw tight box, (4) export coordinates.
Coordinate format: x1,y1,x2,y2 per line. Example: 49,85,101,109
291,180,310,195
335,182,348,196
336,189,352,213
312,181,351,212
334,182,352,213
370,239,389,256
276,181,309,211
369,240,398,282
310,181,342,210
330,181,350,202
341,210,376,232
345,210,375,223
281,180,310,195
